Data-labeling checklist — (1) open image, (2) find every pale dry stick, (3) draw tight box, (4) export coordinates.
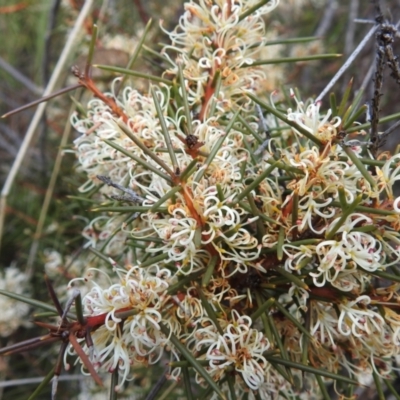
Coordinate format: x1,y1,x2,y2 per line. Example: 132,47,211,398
26,103,77,275
344,0,359,57
0,0,94,251
315,25,378,103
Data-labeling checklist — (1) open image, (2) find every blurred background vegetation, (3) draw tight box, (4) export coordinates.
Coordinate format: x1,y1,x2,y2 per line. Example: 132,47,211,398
0,0,400,399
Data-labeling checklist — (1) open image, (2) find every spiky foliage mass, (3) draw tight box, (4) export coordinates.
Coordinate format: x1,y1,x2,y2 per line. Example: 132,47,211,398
4,0,400,399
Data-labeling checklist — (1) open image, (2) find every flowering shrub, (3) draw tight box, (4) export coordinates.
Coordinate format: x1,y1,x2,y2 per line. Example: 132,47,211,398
3,0,400,399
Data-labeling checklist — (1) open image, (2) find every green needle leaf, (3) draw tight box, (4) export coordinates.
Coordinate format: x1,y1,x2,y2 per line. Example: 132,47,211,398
140,252,169,268
178,63,193,135
274,301,313,340
242,54,341,67
27,367,55,400
250,297,275,321
325,194,362,239
316,374,331,400
234,162,278,203
116,120,176,177
197,286,224,335
151,86,179,173
116,18,153,93
265,356,360,386
150,186,181,212
238,0,276,21
194,108,241,183
0,289,59,315
202,255,219,287
159,324,226,400
247,93,323,146
85,24,98,77
94,65,172,85
277,226,285,261
182,367,194,400
341,145,376,188
103,137,173,183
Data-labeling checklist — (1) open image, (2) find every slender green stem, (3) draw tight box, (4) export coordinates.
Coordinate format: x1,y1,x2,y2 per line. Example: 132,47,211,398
341,146,376,188
104,137,173,183
277,226,285,261
182,367,194,400
151,86,179,173
208,70,222,117
237,114,263,144
247,93,323,146
250,297,275,321
325,195,362,239
110,367,119,400
264,36,320,46
167,270,204,295
316,375,330,400
234,162,278,203
150,186,181,212
372,371,385,400
117,119,175,177
337,79,353,118
85,25,98,77
180,158,199,182
343,104,368,130
368,270,400,284
143,44,175,66
202,255,219,287
178,63,193,135
242,54,341,67
159,324,225,399
27,367,55,400
0,289,59,316
140,253,169,268
267,314,294,383
265,356,360,386
246,194,266,239
330,93,338,117
94,65,172,85
383,378,400,400
197,286,224,335
346,112,400,133
254,292,273,343
238,0,275,21
274,301,313,340
274,267,309,290
194,108,241,183
226,374,237,400
117,19,153,93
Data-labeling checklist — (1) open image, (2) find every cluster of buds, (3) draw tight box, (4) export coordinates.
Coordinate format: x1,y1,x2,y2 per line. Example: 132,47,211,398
40,0,400,398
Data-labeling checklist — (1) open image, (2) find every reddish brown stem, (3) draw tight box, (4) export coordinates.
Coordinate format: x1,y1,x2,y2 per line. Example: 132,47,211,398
199,77,216,122
69,332,103,386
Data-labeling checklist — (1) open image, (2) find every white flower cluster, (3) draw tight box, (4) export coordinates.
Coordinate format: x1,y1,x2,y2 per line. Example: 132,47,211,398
162,0,279,112
67,0,400,397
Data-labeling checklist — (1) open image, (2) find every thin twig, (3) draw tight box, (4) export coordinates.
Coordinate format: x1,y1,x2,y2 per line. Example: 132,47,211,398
344,0,359,57
315,25,378,103
96,175,145,203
